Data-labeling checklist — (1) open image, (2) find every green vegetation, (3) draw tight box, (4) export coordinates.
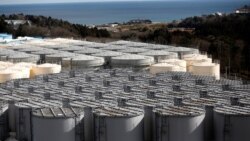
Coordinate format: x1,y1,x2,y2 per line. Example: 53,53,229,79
0,14,110,38
119,13,250,79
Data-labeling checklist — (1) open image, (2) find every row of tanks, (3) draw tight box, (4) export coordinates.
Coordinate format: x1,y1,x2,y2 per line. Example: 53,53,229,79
0,68,249,141
1,38,219,79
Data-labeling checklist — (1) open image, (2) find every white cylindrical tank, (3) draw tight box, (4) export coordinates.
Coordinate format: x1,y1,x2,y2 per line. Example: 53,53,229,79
91,51,124,67
165,47,199,59
150,63,185,74
74,48,103,55
32,107,84,141
12,62,36,79
7,53,39,63
159,59,187,72
0,70,17,83
30,63,61,78
62,55,105,69
154,106,205,141
119,47,149,54
102,45,128,51
139,50,178,63
45,52,76,64
214,106,250,141
94,106,144,141
111,54,154,67
190,62,220,80
183,54,212,72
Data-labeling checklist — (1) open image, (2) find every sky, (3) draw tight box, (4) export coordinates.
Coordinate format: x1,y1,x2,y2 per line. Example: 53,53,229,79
0,0,244,5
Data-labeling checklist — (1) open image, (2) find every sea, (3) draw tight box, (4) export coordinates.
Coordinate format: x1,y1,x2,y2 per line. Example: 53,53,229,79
0,1,249,25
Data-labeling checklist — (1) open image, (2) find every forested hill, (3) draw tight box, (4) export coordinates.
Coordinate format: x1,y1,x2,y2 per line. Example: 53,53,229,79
177,13,250,79
136,13,250,79
0,14,110,38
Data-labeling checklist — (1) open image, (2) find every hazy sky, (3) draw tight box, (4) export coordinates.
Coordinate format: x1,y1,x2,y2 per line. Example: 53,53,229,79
0,0,243,5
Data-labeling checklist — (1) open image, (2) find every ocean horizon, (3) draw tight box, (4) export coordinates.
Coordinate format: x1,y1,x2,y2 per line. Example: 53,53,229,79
0,1,249,25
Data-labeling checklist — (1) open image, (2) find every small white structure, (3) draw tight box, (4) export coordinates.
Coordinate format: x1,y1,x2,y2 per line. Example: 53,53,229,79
182,54,212,72
190,62,220,80
150,63,185,74
159,59,187,72
30,63,61,78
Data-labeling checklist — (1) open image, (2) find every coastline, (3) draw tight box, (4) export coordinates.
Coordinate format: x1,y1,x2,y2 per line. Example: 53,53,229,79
0,1,248,25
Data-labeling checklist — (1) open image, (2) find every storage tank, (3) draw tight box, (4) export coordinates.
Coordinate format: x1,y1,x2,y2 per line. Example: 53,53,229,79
0,70,17,83
165,47,199,59
144,44,171,50
214,105,250,141
111,54,154,68
14,102,41,141
86,43,109,49
182,54,212,72
239,98,250,107
18,47,44,54
7,53,39,63
150,63,185,74
119,47,149,54
0,102,8,141
91,51,124,68
139,50,178,63
158,59,187,72
74,48,103,55
102,45,128,51
13,62,36,78
153,105,205,141
30,63,61,78
59,46,85,53
32,107,84,141
190,62,220,80
31,49,60,63
8,63,34,79
182,94,226,141
107,40,133,46
126,42,148,48
94,106,144,141
62,55,105,69
45,52,76,64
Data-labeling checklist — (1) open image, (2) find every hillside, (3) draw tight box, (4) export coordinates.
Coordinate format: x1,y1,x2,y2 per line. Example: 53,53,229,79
0,14,110,38
109,13,250,80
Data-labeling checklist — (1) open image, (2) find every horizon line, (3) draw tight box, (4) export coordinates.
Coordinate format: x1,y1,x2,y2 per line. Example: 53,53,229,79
1,0,248,6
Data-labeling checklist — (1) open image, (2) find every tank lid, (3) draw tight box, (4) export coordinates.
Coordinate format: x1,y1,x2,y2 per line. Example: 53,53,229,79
74,48,103,54
239,98,250,106
92,51,124,57
94,106,143,117
119,47,149,53
15,100,42,108
32,107,83,118
139,50,177,56
214,105,250,116
182,98,218,106
154,105,205,116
